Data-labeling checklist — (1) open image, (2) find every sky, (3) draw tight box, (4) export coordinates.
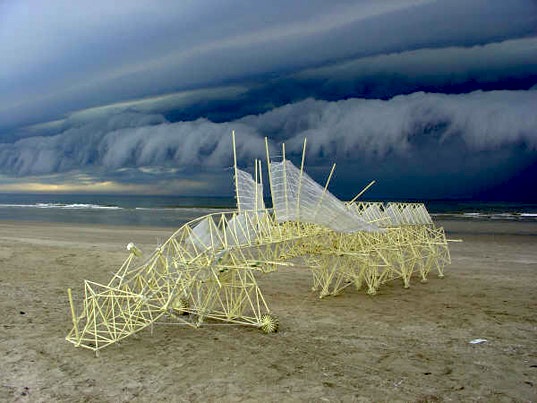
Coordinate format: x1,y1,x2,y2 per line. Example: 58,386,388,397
0,0,536,200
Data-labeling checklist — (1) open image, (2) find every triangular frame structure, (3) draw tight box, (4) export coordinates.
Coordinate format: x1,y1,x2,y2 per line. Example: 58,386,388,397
66,131,451,353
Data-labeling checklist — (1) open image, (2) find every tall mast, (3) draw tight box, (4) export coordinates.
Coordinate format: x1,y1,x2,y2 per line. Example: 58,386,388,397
232,130,241,211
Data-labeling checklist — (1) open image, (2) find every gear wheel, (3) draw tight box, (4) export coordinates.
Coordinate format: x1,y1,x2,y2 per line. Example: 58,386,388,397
259,313,279,333
171,297,189,315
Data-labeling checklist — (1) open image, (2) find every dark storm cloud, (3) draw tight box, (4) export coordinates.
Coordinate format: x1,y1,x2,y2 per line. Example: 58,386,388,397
0,90,535,178
288,37,537,100
1,0,536,198
248,91,537,156
1,0,536,132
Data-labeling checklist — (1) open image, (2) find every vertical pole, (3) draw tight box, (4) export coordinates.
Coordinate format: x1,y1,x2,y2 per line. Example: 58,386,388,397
254,158,259,211
232,130,241,211
282,143,289,219
265,137,276,215
67,288,79,341
296,138,307,222
258,159,263,210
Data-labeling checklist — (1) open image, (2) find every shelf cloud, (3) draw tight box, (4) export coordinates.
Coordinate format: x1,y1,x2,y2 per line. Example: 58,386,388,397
0,0,536,199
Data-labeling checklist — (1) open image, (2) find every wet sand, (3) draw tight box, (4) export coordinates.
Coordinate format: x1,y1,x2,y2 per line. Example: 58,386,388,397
0,220,536,402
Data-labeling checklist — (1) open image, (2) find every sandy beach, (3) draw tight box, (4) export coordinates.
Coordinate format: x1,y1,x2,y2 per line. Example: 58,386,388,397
0,219,536,402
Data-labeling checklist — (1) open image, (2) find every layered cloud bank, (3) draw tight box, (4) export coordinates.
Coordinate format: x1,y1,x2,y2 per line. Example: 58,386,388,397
1,1,536,198
1,0,536,131
0,90,535,184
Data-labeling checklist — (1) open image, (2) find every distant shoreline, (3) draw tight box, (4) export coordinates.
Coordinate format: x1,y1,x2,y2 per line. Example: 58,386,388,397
0,197,535,228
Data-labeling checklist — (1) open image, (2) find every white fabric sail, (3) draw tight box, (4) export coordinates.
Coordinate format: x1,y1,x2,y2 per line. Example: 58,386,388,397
269,160,381,233
355,203,390,227
234,169,265,212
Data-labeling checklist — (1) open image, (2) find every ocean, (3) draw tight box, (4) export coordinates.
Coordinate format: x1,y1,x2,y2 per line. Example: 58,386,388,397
0,193,535,228
0,194,235,228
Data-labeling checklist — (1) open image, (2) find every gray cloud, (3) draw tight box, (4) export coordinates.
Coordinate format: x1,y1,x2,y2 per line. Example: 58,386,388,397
289,37,537,99
1,0,536,131
8,36,537,143
0,90,535,181
1,1,536,199
241,90,537,156
0,115,267,176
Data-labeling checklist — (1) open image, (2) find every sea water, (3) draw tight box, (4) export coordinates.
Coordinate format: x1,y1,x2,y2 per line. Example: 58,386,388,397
0,193,534,227
0,194,235,228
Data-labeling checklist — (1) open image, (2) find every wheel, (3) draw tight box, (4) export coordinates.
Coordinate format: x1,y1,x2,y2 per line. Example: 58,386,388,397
259,313,279,333
171,297,189,315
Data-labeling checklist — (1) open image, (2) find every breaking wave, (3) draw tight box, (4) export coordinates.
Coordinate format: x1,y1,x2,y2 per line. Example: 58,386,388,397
0,203,122,210
431,212,537,222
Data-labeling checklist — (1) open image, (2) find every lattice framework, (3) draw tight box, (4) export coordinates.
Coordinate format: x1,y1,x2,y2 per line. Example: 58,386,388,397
66,133,452,353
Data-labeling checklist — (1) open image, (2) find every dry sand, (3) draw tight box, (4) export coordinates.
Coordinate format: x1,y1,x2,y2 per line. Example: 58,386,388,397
0,219,536,402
